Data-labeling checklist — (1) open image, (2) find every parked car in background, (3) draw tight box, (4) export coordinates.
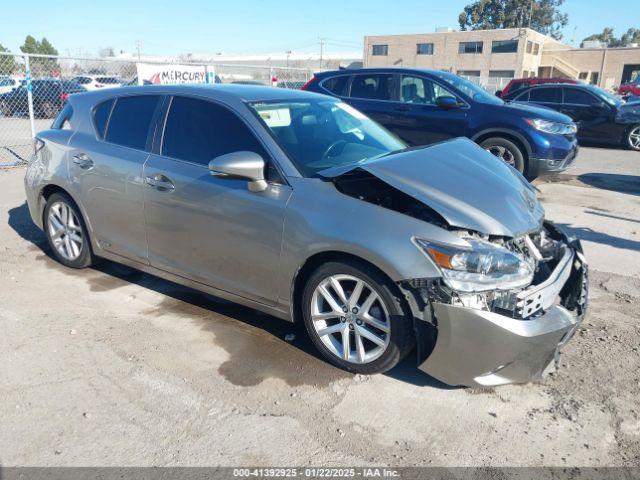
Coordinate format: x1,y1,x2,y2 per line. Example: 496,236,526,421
618,75,640,99
303,68,579,179
503,83,640,151
72,75,122,90
0,77,20,95
0,79,85,118
24,85,588,387
497,77,580,98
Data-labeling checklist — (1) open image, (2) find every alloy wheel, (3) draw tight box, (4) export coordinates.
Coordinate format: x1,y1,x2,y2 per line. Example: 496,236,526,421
47,201,84,261
485,144,516,166
629,126,640,150
310,274,391,364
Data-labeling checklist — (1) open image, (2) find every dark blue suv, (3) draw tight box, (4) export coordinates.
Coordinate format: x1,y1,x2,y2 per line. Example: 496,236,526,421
303,68,579,179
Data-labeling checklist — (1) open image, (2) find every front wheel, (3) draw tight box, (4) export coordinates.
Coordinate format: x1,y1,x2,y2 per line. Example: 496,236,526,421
626,125,640,151
479,137,526,173
301,260,415,374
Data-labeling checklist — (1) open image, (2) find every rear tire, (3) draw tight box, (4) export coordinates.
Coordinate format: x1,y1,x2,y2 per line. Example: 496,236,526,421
625,125,640,151
301,260,415,375
479,137,526,173
44,192,94,269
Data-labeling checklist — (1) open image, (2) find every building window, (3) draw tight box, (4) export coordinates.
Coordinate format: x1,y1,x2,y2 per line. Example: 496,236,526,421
533,43,540,55
590,72,599,84
491,40,519,53
489,70,515,78
526,41,533,54
371,44,388,56
578,72,589,80
458,41,483,54
457,70,481,77
416,43,434,55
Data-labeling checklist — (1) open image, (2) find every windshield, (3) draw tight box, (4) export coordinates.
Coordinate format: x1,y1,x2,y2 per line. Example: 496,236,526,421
433,72,504,105
589,85,623,107
249,99,405,177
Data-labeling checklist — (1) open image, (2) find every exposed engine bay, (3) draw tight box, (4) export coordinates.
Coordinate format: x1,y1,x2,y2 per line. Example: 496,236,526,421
331,169,588,322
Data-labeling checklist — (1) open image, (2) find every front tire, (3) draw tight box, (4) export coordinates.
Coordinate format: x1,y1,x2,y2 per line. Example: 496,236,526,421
479,137,526,173
301,260,414,375
44,192,94,269
625,125,640,151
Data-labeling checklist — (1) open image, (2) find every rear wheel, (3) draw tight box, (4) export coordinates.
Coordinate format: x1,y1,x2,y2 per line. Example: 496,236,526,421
479,137,526,173
44,192,94,269
301,260,414,374
626,125,640,151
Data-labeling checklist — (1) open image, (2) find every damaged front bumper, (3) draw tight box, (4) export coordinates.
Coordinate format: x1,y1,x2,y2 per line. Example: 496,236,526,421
414,231,588,387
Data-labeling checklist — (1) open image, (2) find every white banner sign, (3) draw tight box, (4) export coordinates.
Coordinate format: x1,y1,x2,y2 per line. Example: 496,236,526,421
136,63,215,85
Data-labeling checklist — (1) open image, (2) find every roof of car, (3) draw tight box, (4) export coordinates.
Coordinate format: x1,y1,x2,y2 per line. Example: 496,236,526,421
72,83,330,103
314,68,453,77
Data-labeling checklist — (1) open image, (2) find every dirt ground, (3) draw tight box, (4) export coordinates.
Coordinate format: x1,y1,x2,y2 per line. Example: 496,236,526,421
0,146,639,467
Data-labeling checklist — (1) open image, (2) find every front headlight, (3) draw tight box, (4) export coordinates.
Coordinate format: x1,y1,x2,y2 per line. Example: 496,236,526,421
414,238,533,292
526,118,577,135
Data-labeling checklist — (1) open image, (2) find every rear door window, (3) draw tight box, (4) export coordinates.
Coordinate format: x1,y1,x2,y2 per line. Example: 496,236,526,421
105,95,159,150
350,74,395,101
529,87,560,103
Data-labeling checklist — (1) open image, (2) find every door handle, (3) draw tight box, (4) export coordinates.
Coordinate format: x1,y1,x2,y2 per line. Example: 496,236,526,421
72,153,94,169
145,173,175,191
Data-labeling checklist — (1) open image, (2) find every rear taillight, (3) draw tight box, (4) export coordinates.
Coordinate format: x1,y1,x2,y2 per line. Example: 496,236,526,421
60,92,69,102
95,83,104,88
300,76,316,91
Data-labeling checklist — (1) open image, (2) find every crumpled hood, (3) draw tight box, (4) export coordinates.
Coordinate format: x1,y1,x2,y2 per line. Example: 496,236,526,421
320,137,544,238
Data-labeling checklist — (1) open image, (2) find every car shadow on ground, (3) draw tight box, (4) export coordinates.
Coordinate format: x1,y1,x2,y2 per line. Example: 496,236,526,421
7,201,449,389
539,172,640,197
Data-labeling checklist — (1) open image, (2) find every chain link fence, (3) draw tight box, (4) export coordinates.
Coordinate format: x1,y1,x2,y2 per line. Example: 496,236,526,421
0,52,314,168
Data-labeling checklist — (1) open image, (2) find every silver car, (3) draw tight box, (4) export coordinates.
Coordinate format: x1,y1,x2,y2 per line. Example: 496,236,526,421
24,85,588,387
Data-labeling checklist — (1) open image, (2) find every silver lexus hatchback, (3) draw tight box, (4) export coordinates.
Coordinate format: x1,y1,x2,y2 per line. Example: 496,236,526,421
25,85,588,387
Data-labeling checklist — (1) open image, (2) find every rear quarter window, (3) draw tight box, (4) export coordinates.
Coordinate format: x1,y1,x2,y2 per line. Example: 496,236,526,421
321,76,350,96
93,99,114,139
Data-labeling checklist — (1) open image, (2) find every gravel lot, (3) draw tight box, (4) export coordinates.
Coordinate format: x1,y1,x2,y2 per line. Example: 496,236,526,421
0,146,639,467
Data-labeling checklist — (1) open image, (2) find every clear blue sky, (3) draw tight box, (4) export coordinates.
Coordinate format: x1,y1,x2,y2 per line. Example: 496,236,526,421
1,0,636,56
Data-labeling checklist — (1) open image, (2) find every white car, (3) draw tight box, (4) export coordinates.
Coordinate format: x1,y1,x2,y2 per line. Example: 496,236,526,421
0,77,20,94
71,75,122,91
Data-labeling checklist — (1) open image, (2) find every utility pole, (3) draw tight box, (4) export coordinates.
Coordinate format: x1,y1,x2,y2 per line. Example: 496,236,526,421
285,50,292,68
318,37,326,71
527,0,534,29
135,40,142,60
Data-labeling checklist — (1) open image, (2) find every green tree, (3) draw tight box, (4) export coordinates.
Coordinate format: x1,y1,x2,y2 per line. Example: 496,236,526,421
19,35,59,76
458,0,569,40
0,43,18,75
583,27,640,47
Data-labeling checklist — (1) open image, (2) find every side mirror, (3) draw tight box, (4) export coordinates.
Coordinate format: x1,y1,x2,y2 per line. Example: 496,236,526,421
436,96,460,109
208,151,268,192
495,90,503,98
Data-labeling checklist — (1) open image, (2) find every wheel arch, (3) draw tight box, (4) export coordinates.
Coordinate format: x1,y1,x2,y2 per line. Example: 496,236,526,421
39,183,93,234
472,128,532,165
290,250,400,324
